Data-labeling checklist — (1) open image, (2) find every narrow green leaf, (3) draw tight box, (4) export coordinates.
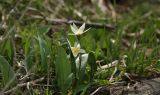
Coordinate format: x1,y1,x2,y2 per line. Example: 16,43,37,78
55,47,71,94
37,36,49,70
24,38,35,71
64,73,73,90
88,52,97,82
37,25,50,35
0,55,16,87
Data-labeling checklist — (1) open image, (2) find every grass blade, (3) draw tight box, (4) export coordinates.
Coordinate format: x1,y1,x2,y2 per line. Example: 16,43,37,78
0,55,16,87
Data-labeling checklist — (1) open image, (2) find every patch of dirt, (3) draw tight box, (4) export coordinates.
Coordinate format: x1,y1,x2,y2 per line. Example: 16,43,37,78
88,78,160,95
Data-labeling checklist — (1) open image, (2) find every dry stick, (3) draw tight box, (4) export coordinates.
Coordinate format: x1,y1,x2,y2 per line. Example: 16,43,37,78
28,7,116,30
97,60,119,70
31,83,54,87
109,67,118,82
90,87,102,95
3,77,44,94
46,18,116,30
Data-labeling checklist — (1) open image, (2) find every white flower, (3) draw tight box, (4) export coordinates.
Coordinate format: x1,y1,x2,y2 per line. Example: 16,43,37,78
75,54,89,69
71,42,85,57
67,40,85,57
70,23,90,36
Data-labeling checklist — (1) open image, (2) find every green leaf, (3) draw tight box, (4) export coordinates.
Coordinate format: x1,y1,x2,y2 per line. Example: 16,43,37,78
55,47,71,94
88,52,97,82
37,25,50,35
80,83,95,95
64,73,73,90
0,55,16,87
73,83,93,95
37,36,49,70
24,38,35,71
0,38,14,65
73,84,87,95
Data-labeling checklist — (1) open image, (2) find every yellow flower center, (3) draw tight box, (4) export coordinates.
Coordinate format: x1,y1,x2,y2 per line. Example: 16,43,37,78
76,30,83,35
71,47,80,55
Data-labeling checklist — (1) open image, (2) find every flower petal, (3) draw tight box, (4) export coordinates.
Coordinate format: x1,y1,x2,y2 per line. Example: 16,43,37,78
73,23,78,30
70,25,77,33
79,49,85,53
71,47,79,57
75,54,88,69
77,43,80,48
79,23,85,32
83,28,91,33
74,41,80,48
68,33,76,35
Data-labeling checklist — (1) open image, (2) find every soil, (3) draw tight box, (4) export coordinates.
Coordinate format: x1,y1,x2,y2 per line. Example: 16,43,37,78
88,78,160,95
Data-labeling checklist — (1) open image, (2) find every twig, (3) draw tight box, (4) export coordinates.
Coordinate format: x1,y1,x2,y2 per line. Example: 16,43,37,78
32,83,54,87
28,6,116,30
3,77,44,94
97,60,119,70
125,28,144,38
122,38,131,48
19,73,34,81
29,14,115,30
109,67,118,82
46,18,115,30
90,87,102,95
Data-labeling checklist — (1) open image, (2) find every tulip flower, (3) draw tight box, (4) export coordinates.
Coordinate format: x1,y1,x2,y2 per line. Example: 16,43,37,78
69,23,90,36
